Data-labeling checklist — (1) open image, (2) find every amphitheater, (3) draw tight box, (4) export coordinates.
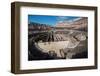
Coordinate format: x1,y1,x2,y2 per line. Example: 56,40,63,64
28,17,88,60
35,29,87,59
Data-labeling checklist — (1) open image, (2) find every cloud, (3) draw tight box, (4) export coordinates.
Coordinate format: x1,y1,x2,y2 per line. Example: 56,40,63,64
56,16,66,23
57,16,67,21
58,16,67,19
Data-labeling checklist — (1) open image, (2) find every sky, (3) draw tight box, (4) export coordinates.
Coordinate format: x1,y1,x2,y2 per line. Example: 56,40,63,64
28,15,81,27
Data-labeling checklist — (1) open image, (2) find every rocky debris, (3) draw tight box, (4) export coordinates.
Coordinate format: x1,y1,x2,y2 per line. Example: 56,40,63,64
67,37,80,48
75,33,86,41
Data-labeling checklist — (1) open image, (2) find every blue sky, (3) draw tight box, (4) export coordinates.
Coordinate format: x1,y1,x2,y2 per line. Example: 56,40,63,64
28,15,80,27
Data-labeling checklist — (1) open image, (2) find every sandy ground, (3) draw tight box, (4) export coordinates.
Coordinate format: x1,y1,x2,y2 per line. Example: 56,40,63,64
37,41,69,57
